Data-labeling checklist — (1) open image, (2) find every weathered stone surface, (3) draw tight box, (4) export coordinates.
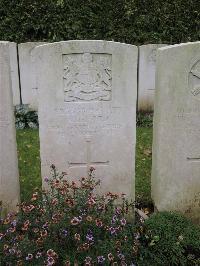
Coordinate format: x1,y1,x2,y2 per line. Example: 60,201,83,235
0,42,20,213
19,42,45,110
34,41,137,200
138,44,167,112
8,42,21,106
152,42,200,223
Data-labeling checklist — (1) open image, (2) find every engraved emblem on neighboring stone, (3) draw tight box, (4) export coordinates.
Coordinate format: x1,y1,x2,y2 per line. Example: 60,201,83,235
189,60,200,100
63,53,112,102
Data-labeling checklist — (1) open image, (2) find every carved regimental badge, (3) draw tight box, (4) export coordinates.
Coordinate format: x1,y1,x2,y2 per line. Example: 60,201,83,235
63,53,112,102
189,60,200,100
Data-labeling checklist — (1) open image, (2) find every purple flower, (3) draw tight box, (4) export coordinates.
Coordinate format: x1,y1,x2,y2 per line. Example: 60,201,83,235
11,220,17,227
86,233,94,242
13,236,18,242
140,217,145,223
80,209,87,216
115,207,122,215
47,256,55,266
7,227,16,233
109,227,117,235
111,215,118,224
117,253,125,260
120,218,126,226
26,253,33,260
97,256,105,264
85,256,92,263
42,222,49,229
9,248,15,255
44,176,49,182
97,206,104,212
62,229,68,237
78,216,83,222
134,232,140,240
36,252,42,259
7,212,14,218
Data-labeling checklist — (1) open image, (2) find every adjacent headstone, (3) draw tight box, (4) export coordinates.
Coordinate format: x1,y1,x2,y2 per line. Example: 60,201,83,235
8,42,21,106
138,44,167,112
18,42,46,110
0,42,20,213
152,42,200,223
34,41,137,200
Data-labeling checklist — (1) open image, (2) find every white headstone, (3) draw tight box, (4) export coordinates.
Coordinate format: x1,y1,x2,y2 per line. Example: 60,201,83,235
8,42,21,106
138,44,167,112
18,42,46,110
152,42,200,223
0,42,20,213
34,41,137,200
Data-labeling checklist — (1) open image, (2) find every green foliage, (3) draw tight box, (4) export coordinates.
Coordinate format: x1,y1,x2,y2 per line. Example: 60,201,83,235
0,0,199,44
15,105,38,129
136,212,200,265
136,112,153,128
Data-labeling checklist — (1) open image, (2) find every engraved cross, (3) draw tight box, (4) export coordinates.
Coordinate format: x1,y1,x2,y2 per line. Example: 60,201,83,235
68,137,109,177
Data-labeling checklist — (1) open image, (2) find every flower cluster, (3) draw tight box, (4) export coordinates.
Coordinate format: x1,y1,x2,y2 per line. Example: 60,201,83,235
0,166,141,265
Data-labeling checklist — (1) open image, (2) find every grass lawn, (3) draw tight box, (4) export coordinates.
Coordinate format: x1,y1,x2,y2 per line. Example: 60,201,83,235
16,129,41,201
16,127,153,204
